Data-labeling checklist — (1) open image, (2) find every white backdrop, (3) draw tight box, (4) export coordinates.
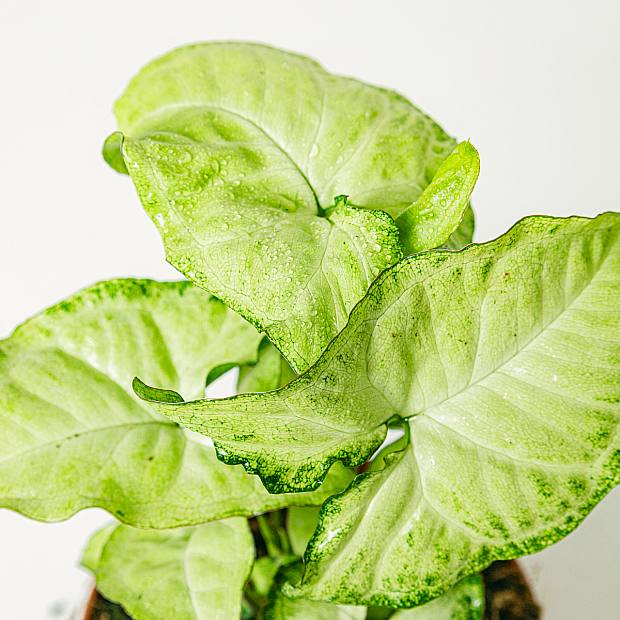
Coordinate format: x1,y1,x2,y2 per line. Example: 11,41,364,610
0,0,619,618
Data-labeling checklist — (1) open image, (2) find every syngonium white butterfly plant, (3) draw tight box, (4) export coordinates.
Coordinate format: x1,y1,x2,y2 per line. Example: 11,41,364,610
1,42,618,620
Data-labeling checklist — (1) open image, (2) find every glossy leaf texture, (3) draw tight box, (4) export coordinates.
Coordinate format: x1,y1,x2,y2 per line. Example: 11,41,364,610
83,518,253,620
139,213,620,603
105,42,466,370
0,279,345,527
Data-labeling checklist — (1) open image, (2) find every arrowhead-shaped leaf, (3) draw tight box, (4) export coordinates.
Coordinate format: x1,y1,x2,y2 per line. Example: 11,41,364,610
106,42,467,370
139,213,620,602
0,279,345,527
83,518,253,620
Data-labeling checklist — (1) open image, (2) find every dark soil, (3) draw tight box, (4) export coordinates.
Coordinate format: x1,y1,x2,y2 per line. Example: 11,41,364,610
482,560,541,620
87,560,540,619
84,588,131,620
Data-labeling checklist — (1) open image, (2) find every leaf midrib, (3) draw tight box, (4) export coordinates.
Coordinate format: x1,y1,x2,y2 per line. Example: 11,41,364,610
0,420,176,467
409,225,618,421
127,102,323,213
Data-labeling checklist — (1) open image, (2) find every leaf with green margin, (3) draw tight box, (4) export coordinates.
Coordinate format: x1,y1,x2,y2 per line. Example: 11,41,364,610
106,42,462,370
83,518,253,620
119,132,402,372
138,213,620,603
0,279,346,527
264,563,366,620
133,372,388,494
396,141,479,255
390,575,484,619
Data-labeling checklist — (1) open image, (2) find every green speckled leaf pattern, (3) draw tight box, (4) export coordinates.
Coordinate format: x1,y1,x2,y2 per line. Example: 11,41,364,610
133,368,388,493
107,42,459,370
295,213,620,605
390,575,484,619
140,213,619,602
83,518,253,620
0,279,345,527
264,563,366,620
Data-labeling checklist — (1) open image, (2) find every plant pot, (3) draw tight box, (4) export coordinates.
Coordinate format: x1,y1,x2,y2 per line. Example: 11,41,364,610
80,560,540,619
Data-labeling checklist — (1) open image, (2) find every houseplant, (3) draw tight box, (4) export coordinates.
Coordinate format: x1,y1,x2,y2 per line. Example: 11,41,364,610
1,42,617,619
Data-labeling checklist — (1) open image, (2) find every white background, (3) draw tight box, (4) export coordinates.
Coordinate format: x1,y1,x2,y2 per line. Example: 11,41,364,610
1,0,619,618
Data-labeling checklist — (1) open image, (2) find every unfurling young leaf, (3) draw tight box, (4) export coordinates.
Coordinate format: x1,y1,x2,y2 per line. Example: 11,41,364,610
0,279,346,528
138,212,620,604
83,518,254,620
104,42,468,371
396,141,480,255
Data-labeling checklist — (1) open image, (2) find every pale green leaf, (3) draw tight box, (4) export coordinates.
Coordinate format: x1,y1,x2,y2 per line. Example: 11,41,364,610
264,563,366,620
140,213,619,602
287,506,322,557
107,42,461,369
444,205,475,250
237,340,295,394
0,279,345,527
84,518,253,620
121,130,401,372
396,141,480,254
81,522,117,572
134,372,387,493
391,575,484,619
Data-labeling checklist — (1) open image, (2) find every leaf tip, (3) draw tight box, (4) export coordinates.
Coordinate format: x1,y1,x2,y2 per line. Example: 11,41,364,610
103,131,128,174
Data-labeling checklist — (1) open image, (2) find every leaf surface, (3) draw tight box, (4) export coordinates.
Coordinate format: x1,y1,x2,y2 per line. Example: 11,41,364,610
390,575,483,619
286,506,322,557
396,141,479,254
107,42,462,369
0,279,344,526
237,340,295,394
264,563,366,620
140,213,620,601
83,518,253,620
445,206,475,250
